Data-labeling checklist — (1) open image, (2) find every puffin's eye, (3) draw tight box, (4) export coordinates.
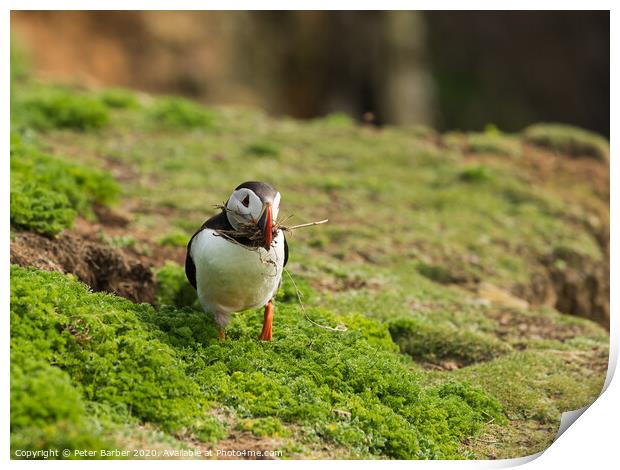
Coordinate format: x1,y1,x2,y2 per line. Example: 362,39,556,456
241,194,250,208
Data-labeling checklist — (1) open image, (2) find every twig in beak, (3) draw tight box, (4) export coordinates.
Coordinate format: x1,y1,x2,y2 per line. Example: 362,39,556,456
213,203,328,248
281,219,329,231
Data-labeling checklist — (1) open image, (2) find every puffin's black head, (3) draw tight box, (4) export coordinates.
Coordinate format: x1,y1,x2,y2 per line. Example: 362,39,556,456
225,181,281,249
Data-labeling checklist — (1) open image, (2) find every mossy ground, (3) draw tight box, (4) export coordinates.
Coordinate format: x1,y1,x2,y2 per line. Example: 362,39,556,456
11,265,507,459
10,133,119,236
523,123,609,161
10,60,609,459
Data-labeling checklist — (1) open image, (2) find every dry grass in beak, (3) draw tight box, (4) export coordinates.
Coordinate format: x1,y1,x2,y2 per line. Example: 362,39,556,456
213,203,328,245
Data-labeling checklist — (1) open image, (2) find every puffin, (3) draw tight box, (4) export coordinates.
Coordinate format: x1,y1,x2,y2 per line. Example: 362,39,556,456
185,181,288,341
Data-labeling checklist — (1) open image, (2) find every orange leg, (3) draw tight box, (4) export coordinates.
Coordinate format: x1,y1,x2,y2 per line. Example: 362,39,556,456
258,300,274,341
218,329,226,341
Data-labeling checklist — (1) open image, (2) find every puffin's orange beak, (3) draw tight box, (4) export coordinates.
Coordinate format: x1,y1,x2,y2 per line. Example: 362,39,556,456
262,203,273,250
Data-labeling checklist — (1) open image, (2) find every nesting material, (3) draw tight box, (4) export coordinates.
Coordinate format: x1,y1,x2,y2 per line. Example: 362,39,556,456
213,204,328,245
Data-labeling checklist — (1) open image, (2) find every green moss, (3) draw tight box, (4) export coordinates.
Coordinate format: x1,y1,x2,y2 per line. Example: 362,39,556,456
444,127,522,158
11,352,113,458
11,266,225,442
442,131,466,151
237,417,290,438
308,233,329,248
149,97,216,129
246,140,281,157
275,273,314,305
320,176,354,192
12,265,506,459
98,233,137,250
99,89,139,109
388,317,511,366
444,350,606,423
408,125,438,140
10,37,30,82
467,132,521,158
10,185,76,237
155,262,198,308
156,231,189,247
416,263,458,285
523,123,609,160
459,165,494,183
434,381,508,430
16,89,110,131
340,313,399,352
317,112,355,127
10,135,119,235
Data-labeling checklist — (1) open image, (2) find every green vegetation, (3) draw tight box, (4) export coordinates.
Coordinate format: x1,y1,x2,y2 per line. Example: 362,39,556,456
11,353,113,457
10,37,29,81
416,262,466,284
466,131,521,158
15,88,110,131
443,127,521,158
443,349,605,424
246,140,281,157
12,266,507,459
99,234,137,249
237,417,290,438
10,134,119,236
156,231,190,248
99,88,139,109
9,64,609,459
11,267,225,442
523,123,609,161
148,97,217,129
315,112,355,127
155,262,198,308
458,164,494,183
388,317,511,366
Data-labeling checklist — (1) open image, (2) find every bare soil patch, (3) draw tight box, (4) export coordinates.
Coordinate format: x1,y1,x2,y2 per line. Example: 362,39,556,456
541,249,609,330
511,249,609,330
10,207,186,304
486,309,595,343
520,143,609,203
11,230,156,304
312,275,384,293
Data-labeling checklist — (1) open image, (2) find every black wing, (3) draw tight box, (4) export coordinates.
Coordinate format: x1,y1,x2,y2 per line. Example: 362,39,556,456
185,240,198,290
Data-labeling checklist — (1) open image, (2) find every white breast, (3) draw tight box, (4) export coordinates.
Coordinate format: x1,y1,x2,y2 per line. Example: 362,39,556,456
190,229,286,325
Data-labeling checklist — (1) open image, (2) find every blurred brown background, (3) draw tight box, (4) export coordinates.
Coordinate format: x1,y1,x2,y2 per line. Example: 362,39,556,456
11,11,610,136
